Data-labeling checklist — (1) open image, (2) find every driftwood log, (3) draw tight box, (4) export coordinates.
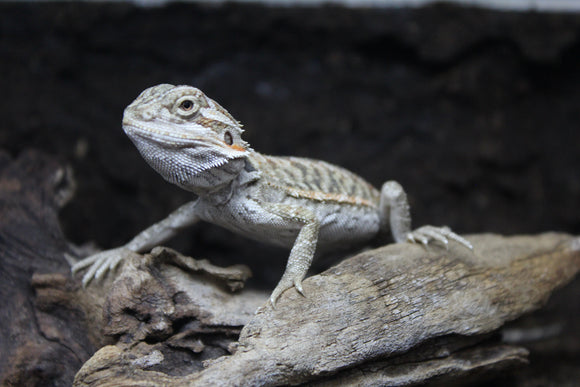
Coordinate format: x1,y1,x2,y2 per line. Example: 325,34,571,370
1,151,579,386
72,234,580,386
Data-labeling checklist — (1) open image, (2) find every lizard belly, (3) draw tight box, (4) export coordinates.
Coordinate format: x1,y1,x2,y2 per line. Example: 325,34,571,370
315,202,380,250
196,193,380,250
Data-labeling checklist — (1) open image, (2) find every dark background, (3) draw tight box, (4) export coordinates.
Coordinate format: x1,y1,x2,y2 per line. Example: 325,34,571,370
1,2,579,385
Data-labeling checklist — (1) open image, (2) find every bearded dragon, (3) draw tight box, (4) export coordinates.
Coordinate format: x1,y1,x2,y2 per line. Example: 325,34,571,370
71,84,472,305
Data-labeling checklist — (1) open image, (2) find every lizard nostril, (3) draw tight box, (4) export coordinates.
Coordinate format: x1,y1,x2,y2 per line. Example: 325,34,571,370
142,111,154,121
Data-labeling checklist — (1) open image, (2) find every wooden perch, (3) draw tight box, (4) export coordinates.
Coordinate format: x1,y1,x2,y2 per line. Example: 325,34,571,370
72,233,580,386
1,150,579,386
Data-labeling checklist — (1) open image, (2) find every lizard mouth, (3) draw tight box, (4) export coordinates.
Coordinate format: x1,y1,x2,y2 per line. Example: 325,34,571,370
123,122,249,166
122,122,194,145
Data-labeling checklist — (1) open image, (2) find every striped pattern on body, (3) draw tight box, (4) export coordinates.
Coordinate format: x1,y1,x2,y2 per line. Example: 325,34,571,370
249,153,380,208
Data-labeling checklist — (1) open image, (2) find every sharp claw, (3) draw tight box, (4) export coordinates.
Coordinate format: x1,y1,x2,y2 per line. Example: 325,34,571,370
270,274,308,307
417,233,429,245
81,272,93,288
436,236,450,249
94,261,108,282
294,281,305,297
72,247,133,287
64,253,76,266
407,226,472,251
71,265,80,275
436,236,449,250
71,254,98,274
442,229,473,250
455,235,473,250
424,228,449,246
269,294,279,309
269,284,286,308
102,255,117,279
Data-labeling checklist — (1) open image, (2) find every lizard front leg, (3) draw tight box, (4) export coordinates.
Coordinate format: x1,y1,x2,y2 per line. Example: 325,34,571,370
258,201,320,306
381,181,472,249
71,200,200,286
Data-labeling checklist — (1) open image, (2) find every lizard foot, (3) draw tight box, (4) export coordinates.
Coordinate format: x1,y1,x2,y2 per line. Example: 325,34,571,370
406,225,473,250
70,247,138,287
269,276,306,308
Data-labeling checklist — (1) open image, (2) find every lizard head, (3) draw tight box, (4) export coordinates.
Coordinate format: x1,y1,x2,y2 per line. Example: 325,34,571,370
122,84,251,193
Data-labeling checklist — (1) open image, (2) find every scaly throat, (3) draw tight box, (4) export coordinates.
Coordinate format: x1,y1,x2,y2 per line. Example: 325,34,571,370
130,135,248,195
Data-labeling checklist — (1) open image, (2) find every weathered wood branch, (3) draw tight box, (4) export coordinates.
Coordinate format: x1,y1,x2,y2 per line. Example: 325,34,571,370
72,233,580,386
0,150,90,386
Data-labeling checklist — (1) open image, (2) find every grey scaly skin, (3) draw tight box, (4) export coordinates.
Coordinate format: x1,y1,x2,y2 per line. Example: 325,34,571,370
71,84,472,306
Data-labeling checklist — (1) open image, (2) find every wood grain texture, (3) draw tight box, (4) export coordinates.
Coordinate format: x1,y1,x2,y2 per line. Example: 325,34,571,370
73,233,580,386
0,150,88,386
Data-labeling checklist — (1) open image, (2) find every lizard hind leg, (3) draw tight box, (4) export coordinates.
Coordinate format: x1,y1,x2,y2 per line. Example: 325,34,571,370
380,180,412,243
380,180,472,250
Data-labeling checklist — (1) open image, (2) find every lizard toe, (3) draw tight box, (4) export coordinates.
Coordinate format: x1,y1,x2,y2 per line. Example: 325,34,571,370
294,280,306,297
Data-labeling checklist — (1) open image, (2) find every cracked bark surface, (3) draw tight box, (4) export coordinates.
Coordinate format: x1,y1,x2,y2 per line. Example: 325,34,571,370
71,232,580,386
0,150,88,386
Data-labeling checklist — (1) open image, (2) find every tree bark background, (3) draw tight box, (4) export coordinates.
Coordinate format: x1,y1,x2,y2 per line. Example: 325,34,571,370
1,2,579,386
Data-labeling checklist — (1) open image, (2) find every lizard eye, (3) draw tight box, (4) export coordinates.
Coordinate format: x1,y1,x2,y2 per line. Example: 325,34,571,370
175,96,199,117
180,100,194,110
224,131,234,145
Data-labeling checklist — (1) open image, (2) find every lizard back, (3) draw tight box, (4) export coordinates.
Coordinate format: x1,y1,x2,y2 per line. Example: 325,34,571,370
248,153,380,209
